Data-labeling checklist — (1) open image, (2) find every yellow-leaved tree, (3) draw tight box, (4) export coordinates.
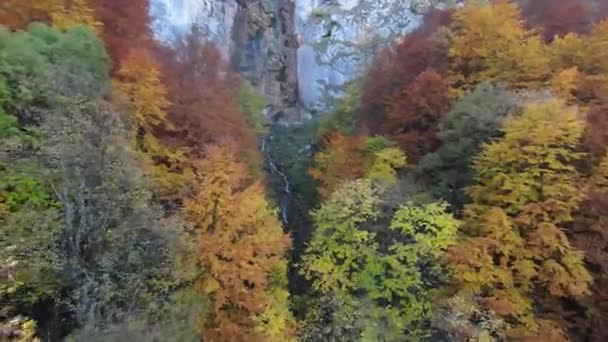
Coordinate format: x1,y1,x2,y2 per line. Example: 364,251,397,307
115,49,170,133
448,99,592,340
0,0,100,32
113,48,192,201
50,0,100,32
185,145,294,342
448,0,550,93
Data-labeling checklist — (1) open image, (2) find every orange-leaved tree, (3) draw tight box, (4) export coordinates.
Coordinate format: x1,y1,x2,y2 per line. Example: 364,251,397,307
160,35,260,166
309,132,371,198
114,48,170,134
185,144,293,342
52,0,100,32
0,0,54,29
548,20,608,157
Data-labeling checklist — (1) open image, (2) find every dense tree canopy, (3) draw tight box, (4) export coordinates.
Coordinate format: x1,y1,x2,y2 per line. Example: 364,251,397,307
448,100,591,338
449,0,550,92
300,178,459,340
419,83,519,208
4,0,608,341
383,69,451,161
91,0,152,66
359,8,452,133
0,4,288,340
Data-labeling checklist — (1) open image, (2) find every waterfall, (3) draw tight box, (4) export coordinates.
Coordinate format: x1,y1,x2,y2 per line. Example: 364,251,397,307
261,133,293,226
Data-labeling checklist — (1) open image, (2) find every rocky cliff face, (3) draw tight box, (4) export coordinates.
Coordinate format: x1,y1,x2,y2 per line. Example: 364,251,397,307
151,0,446,120
296,0,428,112
152,0,299,120
231,0,299,120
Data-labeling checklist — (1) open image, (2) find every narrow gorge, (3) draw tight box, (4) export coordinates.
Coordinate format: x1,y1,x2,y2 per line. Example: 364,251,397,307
150,0,445,282
4,1,608,340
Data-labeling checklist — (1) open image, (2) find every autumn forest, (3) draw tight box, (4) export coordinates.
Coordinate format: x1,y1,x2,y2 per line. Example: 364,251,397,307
1,0,608,341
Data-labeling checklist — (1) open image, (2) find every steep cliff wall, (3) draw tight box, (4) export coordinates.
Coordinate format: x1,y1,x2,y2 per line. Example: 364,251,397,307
151,0,299,120
296,0,420,112
231,0,299,120
151,0,447,120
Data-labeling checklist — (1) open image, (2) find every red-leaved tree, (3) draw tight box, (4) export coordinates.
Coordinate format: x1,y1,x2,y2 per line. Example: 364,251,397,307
382,69,451,162
91,0,153,67
522,0,593,41
159,35,259,163
358,8,452,135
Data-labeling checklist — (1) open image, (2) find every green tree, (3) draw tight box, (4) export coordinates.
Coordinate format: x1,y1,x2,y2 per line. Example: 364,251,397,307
301,179,459,340
419,83,518,208
301,179,381,293
40,99,192,330
0,24,199,338
357,201,459,340
0,24,115,338
366,147,407,185
0,24,109,123
0,164,62,321
237,80,267,134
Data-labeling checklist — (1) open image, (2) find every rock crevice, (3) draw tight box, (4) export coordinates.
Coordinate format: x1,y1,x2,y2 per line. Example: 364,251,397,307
151,0,451,120
231,0,300,121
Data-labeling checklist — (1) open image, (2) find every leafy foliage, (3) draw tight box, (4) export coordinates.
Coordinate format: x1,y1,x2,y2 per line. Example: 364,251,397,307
317,83,361,138
112,47,192,201
237,80,267,135
310,133,407,198
0,23,205,341
5,1,608,341
359,8,452,134
49,0,100,32
159,35,259,164
448,0,550,92
448,99,592,337
91,0,152,66
114,48,170,132
185,144,293,342
382,69,451,161
521,0,595,41
419,83,519,208
309,133,371,198
0,0,100,31
301,177,459,339
301,179,381,293
571,152,608,340
0,23,109,116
